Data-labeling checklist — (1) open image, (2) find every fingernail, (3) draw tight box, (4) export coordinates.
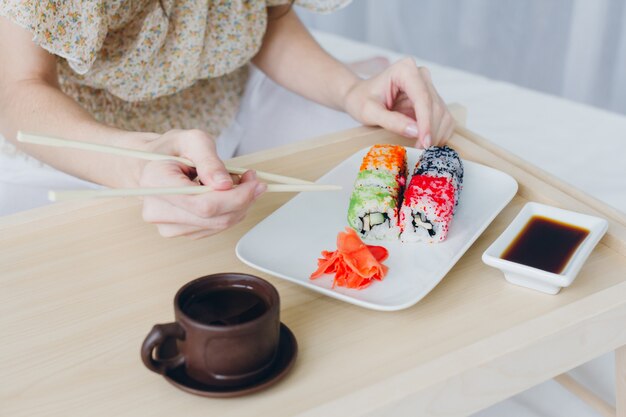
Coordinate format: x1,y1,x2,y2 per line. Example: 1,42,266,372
254,183,267,198
213,173,232,185
404,123,419,138
249,170,257,180
423,134,432,148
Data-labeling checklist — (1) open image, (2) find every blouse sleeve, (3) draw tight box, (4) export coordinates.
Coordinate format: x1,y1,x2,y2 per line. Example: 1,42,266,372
0,0,108,74
266,0,352,14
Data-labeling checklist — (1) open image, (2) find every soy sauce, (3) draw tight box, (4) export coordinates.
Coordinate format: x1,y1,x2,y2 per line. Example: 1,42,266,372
501,216,589,274
182,288,268,326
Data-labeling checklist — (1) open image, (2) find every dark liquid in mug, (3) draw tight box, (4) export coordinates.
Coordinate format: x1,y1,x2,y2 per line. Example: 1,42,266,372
182,288,268,326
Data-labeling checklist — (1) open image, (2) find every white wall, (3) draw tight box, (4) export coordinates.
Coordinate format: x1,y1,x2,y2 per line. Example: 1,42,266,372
298,0,626,116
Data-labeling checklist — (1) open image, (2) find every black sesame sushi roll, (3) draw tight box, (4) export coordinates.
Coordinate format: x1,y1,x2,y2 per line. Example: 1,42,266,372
399,146,464,243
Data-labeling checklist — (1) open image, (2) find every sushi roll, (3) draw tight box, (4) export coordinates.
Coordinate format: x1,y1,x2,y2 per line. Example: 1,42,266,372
348,145,407,240
400,146,463,243
414,145,463,211
348,182,401,240
359,144,408,183
353,169,401,193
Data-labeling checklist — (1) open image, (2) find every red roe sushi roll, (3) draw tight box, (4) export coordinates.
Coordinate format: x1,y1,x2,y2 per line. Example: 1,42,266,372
400,146,463,243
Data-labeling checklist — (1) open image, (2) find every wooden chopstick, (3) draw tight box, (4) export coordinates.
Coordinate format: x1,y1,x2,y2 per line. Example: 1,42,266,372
49,184,342,202
17,131,315,185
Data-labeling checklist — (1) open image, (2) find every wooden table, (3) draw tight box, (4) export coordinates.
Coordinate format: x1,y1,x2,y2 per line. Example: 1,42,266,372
2,115,626,416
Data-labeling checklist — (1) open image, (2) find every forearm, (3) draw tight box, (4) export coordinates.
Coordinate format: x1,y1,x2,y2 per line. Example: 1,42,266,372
0,79,155,187
253,6,359,112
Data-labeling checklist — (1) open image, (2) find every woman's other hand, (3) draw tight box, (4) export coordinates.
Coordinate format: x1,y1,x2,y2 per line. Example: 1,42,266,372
343,57,455,149
138,130,266,239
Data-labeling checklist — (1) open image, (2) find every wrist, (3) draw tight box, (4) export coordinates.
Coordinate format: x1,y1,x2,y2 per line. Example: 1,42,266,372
336,69,361,113
341,76,365,121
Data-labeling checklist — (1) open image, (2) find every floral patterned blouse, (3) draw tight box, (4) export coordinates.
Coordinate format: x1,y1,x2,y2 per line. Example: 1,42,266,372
0,0,350,161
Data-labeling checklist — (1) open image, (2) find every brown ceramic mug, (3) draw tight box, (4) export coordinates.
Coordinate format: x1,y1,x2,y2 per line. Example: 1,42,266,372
141,273,280,387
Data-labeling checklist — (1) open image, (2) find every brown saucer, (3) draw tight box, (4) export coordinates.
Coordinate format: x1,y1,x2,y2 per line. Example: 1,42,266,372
156,323,297,398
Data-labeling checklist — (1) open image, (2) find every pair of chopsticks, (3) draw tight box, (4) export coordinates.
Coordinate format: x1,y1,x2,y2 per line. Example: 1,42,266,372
17,132,341,201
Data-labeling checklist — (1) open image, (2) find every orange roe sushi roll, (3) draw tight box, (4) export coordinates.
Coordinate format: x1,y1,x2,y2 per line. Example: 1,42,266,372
359,144,407,181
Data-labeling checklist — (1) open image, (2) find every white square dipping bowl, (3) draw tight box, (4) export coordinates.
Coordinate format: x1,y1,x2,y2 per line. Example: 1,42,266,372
482,202,608,294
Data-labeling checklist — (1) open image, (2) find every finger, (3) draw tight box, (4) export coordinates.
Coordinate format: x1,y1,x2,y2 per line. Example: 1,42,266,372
430,106,454,146
170,180,256,219
175,211,248,237
185,230,217,240
425,89,446,147
140,160,206,208
175,175,260,218
363,101,420,142
185,212,248,240
429,102,443,147
142,162,261,218
141,160,198,187
143,156,218,192
150,210,248,237
178,130,233,190
240,169,266,200
142,196,204,228
155,223,205,238
440,116,456,146
394,62,433,148
391,93,416,119
143,194,251,229
428,82,454,145
239,169,257,184
414,67,434,149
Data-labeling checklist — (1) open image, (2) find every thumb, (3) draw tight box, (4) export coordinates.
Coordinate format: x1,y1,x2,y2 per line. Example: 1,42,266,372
368,106,422,146
195,155,232,191
179,131,233,190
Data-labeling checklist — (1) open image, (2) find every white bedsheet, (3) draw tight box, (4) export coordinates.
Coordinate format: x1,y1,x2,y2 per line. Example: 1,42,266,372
312,31,624,417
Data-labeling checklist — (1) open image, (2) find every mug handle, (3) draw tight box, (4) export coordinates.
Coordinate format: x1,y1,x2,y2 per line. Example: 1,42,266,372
141,322,186,374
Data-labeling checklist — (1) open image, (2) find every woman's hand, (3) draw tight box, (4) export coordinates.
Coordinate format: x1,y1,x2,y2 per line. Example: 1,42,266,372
343,57,455,149
137,129,266,239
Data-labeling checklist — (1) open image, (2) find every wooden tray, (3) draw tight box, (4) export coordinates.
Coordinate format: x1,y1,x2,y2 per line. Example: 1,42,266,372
1,108,626,416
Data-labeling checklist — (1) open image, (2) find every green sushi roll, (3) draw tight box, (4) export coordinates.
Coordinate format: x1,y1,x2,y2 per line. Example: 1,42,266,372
347,145,408,240
354,170,401,193
347,184,401,240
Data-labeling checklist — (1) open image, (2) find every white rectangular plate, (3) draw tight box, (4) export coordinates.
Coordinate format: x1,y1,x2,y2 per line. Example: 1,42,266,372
236,147,518,311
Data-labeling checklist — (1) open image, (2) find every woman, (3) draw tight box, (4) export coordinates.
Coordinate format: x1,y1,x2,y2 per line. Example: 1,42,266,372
0,0,454,238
